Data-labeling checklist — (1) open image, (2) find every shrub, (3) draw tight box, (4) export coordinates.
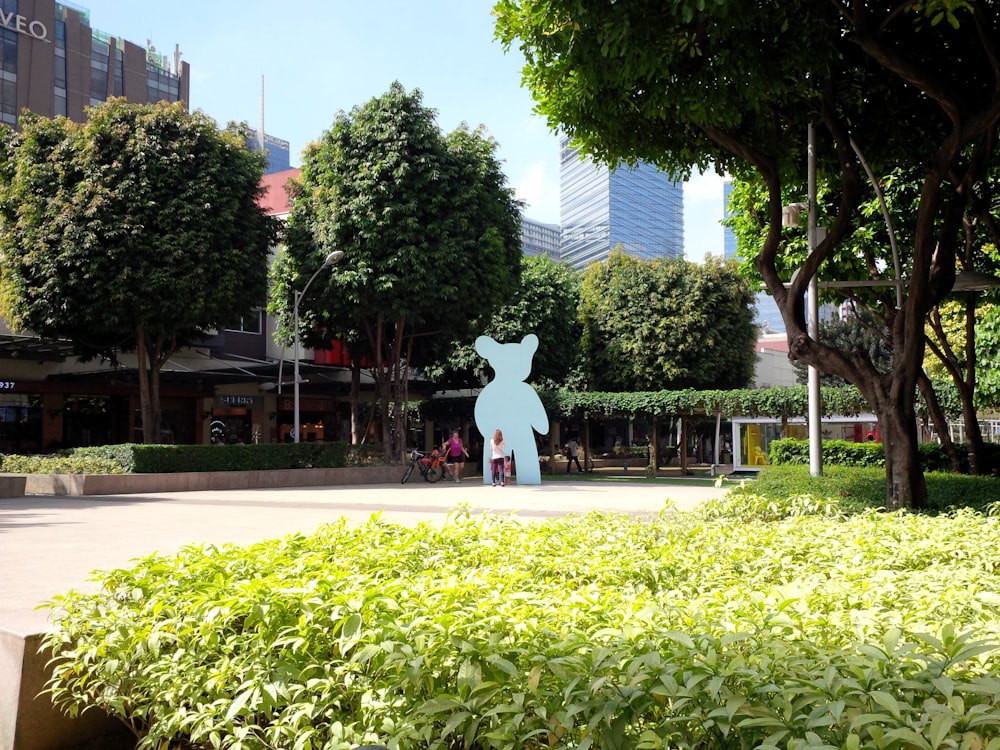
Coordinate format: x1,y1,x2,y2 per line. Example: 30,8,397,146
0,450,128,475
42,508,1000,750
744,463,1000,513
769,437,885,467
0,442,386,474
768,438,959,471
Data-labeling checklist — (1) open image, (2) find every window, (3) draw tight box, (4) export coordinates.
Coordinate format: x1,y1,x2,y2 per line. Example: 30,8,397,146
225,310,263,335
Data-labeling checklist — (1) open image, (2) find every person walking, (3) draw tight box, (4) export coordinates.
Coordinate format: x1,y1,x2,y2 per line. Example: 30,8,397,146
490,429,507,486
444,429,469,482
566,437,583,473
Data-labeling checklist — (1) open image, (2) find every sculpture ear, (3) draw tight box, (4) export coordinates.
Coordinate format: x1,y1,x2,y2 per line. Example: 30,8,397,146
520,333,539,356
475,335,497,358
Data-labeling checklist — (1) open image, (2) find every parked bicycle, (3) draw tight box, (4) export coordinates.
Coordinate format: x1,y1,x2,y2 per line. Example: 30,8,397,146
401,448,446,484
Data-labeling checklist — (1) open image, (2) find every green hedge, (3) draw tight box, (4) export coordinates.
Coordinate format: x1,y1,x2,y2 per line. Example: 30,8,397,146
747,463,1000,513
0,442,386,474
766,437,983,471
42,506,1000,750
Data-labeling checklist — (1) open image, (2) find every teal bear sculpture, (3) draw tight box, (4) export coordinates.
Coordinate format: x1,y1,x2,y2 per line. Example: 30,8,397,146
474,334,549,485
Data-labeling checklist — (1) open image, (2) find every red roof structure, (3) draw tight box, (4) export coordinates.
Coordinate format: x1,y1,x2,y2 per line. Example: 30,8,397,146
258,168,301,216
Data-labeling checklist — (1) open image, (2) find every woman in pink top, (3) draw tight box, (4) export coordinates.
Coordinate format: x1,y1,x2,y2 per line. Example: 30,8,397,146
443,430,468,482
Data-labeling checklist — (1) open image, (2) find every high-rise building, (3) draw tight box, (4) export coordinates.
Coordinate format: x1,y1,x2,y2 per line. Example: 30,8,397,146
723,181,738,261
723,179,785,333
0,0,190,128
559,136,683,269
247,128,292,174
520,214,560,260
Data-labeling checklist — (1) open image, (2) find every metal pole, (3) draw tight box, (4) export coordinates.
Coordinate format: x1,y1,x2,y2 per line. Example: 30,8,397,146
293,289,302,443
807,123,823,477
292,250,344,444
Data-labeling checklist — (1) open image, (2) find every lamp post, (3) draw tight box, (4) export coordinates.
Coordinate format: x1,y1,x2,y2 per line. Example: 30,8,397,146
293,250,344,443
806,123,822,477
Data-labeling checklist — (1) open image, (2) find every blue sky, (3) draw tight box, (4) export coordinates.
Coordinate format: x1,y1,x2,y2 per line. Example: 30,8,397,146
78,0,726,257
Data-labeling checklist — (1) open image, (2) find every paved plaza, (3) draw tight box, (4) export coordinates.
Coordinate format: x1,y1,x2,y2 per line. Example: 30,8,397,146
0,479,728,636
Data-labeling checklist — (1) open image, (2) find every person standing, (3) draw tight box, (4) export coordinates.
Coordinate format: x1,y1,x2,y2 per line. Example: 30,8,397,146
566,437,583,473
444,429,469,482
490,429,507,486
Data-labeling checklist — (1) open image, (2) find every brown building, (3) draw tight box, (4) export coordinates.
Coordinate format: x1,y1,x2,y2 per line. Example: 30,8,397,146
1,0,189,128
0,0,204,453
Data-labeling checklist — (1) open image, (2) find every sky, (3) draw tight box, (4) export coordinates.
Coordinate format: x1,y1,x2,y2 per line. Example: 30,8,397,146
77,0,726,258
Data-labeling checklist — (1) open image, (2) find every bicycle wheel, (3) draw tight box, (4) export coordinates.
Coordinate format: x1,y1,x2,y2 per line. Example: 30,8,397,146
401,462,415,484
425,464,444,483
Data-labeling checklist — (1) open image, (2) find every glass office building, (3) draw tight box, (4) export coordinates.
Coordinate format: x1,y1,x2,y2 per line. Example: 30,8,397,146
247,128,292,174
559,136,684,269
520,214,561,259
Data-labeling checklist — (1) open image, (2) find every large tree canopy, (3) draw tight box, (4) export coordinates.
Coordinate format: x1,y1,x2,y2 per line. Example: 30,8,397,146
275,82,523,459
579,249,757,392
427,254,584,391
495,0,1000,509
0,99,275,443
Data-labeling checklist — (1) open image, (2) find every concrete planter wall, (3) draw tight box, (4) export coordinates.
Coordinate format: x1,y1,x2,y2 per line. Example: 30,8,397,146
18,466,401,496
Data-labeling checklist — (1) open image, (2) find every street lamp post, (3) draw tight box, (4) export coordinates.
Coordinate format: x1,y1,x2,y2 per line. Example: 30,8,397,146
293,250,344,443
806,123,822,477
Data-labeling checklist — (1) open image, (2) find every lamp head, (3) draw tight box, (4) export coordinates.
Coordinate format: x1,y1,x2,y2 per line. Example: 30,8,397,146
324,250,345,266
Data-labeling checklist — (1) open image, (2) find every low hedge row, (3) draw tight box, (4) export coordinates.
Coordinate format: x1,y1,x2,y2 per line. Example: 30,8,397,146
768,437,1000,473
747,463,1000,513
0,441,386,474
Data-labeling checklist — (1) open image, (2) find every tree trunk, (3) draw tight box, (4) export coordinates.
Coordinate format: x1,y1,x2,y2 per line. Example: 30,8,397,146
926,296,985,474
879,402,928,511
135,326,163,445
960,293,987,474
959,386,986,474
350,357,361,445
386,317,407,462
916,371,963,473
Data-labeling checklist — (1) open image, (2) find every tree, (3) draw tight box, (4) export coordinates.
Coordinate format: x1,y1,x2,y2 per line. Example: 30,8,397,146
578,249,757,391
426,254,584,390
0,100,276,443
276,83,522,460
974,305,1000,409
731,163,998,475
495,0,1000,509
791,310,892,388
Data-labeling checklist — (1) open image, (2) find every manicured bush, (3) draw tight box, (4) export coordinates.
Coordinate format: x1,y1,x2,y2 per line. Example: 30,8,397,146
0,442,386,474
769,438,886,467
43,505,1000,750
768,438,961,472
0,447,129,474
746,463,1000,513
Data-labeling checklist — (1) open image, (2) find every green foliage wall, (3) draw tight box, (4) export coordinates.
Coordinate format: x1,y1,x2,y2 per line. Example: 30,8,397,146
579,250,757,391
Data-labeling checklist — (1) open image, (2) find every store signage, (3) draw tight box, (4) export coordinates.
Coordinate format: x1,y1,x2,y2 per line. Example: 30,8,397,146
221,395,256,407
0,12,49,42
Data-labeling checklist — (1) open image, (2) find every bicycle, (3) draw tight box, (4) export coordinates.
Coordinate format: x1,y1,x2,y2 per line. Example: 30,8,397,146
401,448,446,484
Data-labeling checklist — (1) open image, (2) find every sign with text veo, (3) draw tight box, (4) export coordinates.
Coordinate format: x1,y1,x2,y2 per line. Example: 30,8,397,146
0,11,48,41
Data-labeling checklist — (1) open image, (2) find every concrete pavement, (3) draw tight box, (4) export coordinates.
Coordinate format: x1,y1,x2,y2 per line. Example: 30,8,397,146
0,478,727,635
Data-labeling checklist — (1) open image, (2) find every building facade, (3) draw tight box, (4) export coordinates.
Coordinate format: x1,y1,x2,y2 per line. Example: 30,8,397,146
520,214,561,259
1,0,189,128
0,0,202,453
558,136,684,269
247,128,292,174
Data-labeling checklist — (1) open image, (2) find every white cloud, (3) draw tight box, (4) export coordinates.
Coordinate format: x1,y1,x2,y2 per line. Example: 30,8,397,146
685,170,726,202
684,172,726,259
513,161,560,224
